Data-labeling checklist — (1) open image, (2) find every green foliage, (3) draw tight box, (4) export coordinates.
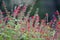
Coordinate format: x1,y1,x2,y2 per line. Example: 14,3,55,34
0,35,3,40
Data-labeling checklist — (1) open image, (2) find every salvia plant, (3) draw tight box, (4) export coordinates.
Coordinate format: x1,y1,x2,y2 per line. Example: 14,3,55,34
0,1,60,40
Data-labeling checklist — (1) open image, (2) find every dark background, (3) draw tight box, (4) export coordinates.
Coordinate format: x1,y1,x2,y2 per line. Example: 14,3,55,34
0,0,60,20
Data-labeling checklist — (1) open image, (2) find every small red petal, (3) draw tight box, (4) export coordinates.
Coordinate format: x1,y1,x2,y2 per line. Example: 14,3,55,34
46,13,48,16
31,16,34,19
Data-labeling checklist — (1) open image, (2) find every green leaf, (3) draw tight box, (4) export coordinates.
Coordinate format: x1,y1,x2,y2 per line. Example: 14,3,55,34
0,36,3,40
8,20,15,26
15,24,21,30
0,24,3,27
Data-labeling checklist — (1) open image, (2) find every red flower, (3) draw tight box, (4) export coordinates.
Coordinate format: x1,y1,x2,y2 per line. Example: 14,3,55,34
2,26,4,28
17,6,20,10
31,16,34,19
36,16,39,22
22,5,27,12
21,28,25,32
27,21,30,31
55,10,59,15
45,13,48,16
56,21,60,30
58,21,60,24
50,20,53,25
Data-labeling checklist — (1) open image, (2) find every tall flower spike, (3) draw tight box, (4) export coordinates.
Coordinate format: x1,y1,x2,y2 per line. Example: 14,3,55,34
14,5,21,19
45,13,48,25
34,9,39,26
53,15,57,21
46,13,48,17
26,3,34,18
0,10,2,14
51,15,57,29
27,19,30,32
55,10,59,15
34,8,39,22
36,14,39,22
22,4,27,13
55,10,60,20
26,0,35,18
34,8,39,28
20,6,27,20
2,1,6,7
34,8,39,16
2,1,8,14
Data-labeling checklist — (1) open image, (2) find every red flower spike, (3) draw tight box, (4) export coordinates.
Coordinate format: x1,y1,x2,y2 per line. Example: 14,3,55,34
17,6,20,10
32,23,35,27
2,1,6,6
46,13,48,16
55,10,59,15
2,12,5,14
41,20,45,23
56,21,60,30
50,21,53,25
13,9,19,17
32,16,35,19
36,16,39,22
27,20,30,31
21,28,25,32
22,5,27,12
53,16,57,21
2,26,4,28
58,21,60,24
